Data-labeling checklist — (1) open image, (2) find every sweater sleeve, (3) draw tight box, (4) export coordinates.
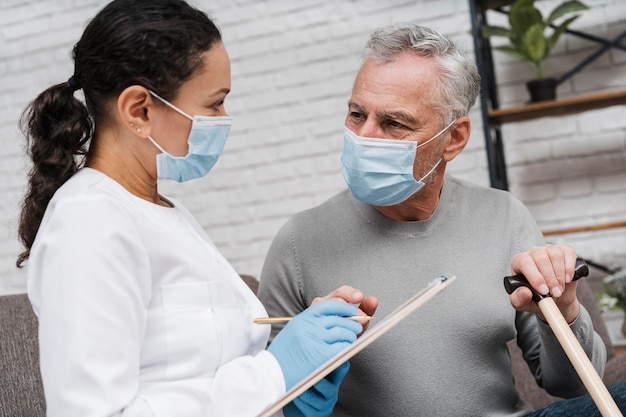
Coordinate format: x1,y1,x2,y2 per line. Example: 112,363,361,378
508,196,607,398
258,217,309,344
28,195,285,417
515,307,606,398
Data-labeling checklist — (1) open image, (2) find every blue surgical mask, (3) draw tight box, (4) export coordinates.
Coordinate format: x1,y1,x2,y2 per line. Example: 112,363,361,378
147,90,233,182
341,121,454,206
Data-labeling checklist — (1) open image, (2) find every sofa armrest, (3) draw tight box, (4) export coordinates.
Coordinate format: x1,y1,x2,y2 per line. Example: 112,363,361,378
604,352,626,386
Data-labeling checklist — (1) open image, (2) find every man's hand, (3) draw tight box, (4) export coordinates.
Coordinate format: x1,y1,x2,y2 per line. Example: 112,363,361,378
509,244,580,323
311,286,379,334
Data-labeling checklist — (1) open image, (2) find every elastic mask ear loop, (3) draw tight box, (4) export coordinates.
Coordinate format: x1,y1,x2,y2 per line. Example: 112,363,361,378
417,119,456,149
147,135,168,154
147,90,193,155
417,158,443,182
149,90,194,121
413,119,453,184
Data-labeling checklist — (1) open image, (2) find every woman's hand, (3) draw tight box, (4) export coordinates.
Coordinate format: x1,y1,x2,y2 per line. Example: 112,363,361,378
311,285,379,334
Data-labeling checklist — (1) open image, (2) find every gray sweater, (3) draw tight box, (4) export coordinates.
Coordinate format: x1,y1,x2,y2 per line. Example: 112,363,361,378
258,176,606,416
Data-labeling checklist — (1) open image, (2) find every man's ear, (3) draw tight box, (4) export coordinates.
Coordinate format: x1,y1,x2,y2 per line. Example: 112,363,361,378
117,85,154,137
442,116,470,162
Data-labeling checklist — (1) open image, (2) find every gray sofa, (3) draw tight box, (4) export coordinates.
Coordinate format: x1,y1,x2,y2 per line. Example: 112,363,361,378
0,293,45,417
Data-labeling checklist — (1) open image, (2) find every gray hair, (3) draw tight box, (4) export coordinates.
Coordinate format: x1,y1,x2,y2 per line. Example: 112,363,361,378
364,23,480,124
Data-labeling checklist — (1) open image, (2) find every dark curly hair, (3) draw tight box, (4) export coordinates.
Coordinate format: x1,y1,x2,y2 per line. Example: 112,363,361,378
17,0,222,267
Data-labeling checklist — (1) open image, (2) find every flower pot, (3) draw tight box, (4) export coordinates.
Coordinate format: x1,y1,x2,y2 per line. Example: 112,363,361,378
526,78,557,103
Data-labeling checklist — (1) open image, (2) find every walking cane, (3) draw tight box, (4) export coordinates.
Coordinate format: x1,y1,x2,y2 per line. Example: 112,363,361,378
504,258,623,417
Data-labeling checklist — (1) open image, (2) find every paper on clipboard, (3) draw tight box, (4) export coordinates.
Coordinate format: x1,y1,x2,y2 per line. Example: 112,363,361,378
257,273,456,417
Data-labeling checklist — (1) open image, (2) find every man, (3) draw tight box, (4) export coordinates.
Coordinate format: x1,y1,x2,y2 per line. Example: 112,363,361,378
258,23,623,416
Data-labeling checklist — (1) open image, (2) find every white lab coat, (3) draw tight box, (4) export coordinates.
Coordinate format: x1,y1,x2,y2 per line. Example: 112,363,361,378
28,168,285,417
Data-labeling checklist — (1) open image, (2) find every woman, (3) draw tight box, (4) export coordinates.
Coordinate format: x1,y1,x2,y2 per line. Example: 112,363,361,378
16,1,376,415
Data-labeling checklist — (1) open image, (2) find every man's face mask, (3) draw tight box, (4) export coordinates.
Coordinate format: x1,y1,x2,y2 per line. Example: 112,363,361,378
147,90,233,182
341,120,455,206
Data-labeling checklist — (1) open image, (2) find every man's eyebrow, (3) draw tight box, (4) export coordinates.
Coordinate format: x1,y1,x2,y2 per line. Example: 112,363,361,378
376,111,417,125
348,102,416,125
347,102,367,114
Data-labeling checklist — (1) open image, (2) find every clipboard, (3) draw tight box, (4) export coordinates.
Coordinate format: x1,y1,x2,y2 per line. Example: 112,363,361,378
257,273,456,417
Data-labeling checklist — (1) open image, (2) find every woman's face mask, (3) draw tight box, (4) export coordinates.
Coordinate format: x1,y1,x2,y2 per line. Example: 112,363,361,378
147,90,233,182
341,120,454,206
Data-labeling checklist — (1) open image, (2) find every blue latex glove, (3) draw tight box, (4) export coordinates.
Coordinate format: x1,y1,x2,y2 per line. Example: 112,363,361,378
267,300,362,391
283,362,350,417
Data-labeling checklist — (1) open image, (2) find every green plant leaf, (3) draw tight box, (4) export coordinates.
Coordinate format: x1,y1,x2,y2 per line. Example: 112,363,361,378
547,15,580,52
481,0,590,77
522,23,547,63
601,271,626,311
481,25,513,38
494,45,530,61
546,0,589,25
510,0,535,14
509,6,543,35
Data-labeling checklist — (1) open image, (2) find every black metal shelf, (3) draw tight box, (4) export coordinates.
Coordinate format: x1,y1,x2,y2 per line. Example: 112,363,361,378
468,0,626,236
468,0,626,190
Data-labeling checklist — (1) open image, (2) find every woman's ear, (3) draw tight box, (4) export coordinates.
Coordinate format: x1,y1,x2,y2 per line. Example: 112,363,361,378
117,85,153,137
442,116,471,162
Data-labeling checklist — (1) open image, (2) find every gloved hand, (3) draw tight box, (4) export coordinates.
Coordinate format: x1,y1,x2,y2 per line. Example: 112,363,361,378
283,362,350,417
267,300,362,391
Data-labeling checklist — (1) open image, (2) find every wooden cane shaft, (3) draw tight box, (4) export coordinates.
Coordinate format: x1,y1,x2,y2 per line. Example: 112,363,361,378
538,298,623,417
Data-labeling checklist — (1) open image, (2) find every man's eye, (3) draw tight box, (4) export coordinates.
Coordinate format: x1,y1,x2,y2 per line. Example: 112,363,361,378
350,111,365,120
385,120,405,129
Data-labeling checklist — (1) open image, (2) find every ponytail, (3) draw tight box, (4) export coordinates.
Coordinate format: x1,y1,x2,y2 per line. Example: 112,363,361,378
16,0,223,267
16,79,93,267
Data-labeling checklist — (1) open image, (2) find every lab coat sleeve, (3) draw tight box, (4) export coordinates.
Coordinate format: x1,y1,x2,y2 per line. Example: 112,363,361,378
28,195,285,417
137,351,285,417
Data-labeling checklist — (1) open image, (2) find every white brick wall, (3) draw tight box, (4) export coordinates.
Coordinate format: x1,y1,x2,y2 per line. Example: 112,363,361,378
0,0,624,295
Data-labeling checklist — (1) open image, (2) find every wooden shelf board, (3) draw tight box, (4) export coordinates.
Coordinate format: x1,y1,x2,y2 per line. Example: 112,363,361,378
542,221,626,237
488,89,626,124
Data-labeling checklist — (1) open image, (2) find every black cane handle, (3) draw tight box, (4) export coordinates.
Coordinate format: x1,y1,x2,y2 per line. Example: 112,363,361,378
503,258,589,303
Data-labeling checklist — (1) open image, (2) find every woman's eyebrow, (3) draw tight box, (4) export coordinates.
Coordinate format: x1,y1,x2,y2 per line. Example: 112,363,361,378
208,87,231,97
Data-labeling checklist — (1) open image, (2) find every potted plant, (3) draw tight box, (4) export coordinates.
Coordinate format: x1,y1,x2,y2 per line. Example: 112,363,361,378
596,268,626,337
481,0,589,102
